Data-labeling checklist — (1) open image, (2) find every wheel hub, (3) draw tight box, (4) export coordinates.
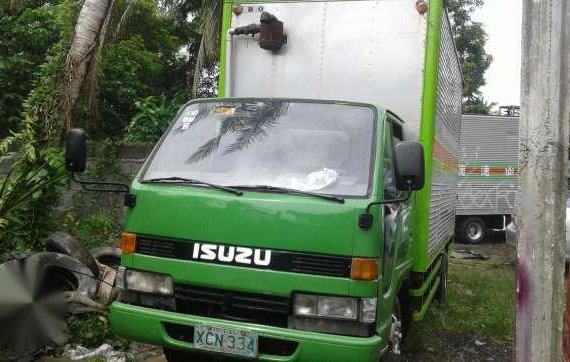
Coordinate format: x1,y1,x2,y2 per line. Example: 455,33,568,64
467,222,483,240
389,313,403,355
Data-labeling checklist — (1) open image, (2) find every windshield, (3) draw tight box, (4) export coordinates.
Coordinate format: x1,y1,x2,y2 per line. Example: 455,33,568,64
142,100,376,197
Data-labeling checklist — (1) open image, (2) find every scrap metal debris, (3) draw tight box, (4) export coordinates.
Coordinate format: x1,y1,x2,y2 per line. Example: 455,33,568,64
63,343,129,361
0,232,121,361
451,250,490,260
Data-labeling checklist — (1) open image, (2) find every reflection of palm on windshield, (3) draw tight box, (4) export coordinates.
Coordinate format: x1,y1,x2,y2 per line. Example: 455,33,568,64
186,102,289,164
143,100,375,198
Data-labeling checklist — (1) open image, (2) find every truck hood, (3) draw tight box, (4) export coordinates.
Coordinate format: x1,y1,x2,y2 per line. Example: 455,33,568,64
124,182,375,257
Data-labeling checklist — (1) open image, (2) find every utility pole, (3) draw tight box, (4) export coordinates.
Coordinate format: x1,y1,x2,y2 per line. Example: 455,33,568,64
517,0,569,360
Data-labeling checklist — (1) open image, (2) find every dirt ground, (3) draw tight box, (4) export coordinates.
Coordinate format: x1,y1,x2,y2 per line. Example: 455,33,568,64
392,230,515,362
387,331,513,362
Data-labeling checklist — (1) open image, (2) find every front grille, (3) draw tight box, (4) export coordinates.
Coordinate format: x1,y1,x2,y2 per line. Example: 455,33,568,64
290,255,350,277
135,236,352,278
136,237,179,259
174,284,290,328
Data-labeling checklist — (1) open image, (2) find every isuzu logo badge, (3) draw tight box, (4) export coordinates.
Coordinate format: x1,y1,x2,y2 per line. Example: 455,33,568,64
191,243,272,266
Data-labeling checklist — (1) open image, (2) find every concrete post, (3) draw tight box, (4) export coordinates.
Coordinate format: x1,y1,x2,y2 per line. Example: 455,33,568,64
517,0,570,360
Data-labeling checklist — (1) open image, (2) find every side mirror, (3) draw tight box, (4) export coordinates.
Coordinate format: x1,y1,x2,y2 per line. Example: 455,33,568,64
393,141,425,191
65,128,87,173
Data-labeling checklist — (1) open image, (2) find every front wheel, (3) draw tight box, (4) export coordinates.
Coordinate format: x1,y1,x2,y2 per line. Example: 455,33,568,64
163,348,217,362
386,301,404,357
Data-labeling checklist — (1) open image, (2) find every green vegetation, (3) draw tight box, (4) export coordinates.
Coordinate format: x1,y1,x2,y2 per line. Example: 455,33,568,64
406,260,514,352
446,0,494,114
0,0,209,255
68,314,129,349
58,142,127,250
124,96,182,143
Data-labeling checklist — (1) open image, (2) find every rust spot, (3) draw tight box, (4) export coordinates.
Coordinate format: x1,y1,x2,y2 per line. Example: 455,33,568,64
232,5,243,16
516,261,532,359
516,262,530,310
562,263,570,362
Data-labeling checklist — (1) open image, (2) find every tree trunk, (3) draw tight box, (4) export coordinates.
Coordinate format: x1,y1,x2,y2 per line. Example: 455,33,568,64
61,0,113,130
516,0,570,360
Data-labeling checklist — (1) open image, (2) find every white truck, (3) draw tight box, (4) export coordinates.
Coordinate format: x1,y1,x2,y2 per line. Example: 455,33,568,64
456,114,520,243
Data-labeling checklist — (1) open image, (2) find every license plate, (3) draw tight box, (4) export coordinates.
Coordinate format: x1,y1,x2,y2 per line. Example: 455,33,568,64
194,325,258,358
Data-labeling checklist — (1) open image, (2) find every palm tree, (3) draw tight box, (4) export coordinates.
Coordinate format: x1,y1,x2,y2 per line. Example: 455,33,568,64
191,0,222,99
61,0,116,129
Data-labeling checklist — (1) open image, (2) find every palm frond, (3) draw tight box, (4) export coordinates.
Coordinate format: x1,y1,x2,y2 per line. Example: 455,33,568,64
0,177,10,202
112,0,137,42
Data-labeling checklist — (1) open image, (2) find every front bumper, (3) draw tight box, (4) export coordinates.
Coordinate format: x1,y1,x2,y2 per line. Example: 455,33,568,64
110,302,385,361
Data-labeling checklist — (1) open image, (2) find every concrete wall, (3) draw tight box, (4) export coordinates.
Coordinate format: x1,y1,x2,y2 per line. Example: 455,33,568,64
0,144,154,225
115,144,154,177
0,144,154,179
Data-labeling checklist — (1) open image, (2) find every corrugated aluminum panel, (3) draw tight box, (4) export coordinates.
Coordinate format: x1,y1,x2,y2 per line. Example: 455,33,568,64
229,1,427,137
457,115,519,215
428,13,462,253
457,181,518,215
459,115,519,163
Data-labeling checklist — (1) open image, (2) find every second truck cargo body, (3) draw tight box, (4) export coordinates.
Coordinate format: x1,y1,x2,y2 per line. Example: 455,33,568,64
456,114,520,243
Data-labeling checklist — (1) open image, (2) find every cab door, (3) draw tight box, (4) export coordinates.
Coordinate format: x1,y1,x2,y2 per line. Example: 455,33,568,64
381,120,411,297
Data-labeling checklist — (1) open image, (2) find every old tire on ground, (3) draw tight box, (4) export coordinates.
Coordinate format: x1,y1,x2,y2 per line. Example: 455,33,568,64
435,253,449,303
90,247,121,268
459,217,486,244
0,253,97,360
46,231,99,277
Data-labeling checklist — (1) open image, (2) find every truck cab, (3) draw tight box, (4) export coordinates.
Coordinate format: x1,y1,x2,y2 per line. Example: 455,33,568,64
105,98,424,360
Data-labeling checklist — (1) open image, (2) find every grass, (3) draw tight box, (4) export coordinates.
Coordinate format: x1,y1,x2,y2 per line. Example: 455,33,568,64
405,259,515,351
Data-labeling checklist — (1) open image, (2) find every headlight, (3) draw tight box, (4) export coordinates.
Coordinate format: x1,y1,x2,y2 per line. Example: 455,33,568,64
125,269,173,296
318,296,358,320
360,298,377,323
293,294,318,316
293,294,375,321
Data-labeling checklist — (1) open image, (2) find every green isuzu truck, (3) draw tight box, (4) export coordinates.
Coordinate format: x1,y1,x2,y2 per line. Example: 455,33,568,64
66,0,462,360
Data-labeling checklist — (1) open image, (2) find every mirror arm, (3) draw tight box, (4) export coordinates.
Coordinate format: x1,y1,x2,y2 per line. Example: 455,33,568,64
358,185,412,230
71,173,137,208
365,190,412,213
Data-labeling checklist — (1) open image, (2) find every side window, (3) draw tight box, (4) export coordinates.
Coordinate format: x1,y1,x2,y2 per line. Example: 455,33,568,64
383,123,397,197
384,119,405,198
392,122,403,143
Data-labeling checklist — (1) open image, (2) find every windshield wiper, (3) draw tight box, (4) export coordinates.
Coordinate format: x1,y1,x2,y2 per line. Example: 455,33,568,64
143,177,243,196
231,185,345,203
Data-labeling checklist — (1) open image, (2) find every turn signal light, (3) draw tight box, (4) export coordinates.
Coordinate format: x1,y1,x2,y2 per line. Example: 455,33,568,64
351,258,378,281
120,232,137,254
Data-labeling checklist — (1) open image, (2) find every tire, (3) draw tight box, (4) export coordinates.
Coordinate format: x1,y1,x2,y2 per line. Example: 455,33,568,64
90,247,121,268
386,300,404,357
436,253,449,303
45,231,100,277
163,348,218,362
459,217,486,244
